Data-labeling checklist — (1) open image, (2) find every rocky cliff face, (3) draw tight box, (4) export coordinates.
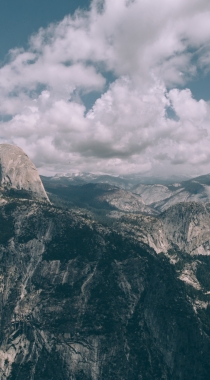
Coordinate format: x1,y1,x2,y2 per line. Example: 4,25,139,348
0,144,49,202
1,145,210,379
133,176,210,213
0,199,210,380
116,202,210,256
97,187,158,215
161,202,210,255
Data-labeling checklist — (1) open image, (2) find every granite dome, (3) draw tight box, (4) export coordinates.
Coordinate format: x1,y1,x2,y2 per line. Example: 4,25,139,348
0,144,49,201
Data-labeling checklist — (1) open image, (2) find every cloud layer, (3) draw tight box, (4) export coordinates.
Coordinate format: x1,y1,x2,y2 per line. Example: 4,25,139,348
1,0,210,177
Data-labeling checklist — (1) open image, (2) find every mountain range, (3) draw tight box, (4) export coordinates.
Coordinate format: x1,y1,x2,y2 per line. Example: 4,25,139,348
41,172,210,217
1,145,210,379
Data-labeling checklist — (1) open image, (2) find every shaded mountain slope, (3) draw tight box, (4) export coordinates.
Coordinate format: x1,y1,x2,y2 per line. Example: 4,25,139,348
115,202,210,256
133,174,210,212
0,199,210,379
41,180,157,218
42,172,210,215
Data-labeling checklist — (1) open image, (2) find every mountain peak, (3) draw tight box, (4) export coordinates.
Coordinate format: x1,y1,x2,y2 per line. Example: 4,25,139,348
0,144,49,202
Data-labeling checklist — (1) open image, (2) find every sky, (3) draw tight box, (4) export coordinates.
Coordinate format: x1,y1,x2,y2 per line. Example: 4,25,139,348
1,0,210,178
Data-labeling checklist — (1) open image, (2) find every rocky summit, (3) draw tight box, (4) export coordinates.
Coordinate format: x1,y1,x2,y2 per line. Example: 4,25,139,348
0,144,49,202
0,145,210,379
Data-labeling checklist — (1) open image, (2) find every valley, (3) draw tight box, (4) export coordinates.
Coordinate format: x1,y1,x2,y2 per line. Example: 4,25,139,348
1,145,210,379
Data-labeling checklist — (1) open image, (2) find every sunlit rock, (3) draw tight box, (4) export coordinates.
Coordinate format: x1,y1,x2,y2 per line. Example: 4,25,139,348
0,144,49,202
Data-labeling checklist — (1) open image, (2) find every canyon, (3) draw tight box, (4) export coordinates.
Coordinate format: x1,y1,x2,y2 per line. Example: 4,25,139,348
0,144,210,379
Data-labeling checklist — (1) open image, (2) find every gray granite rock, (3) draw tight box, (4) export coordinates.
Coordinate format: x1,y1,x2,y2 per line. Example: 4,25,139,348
0,144,49,202
0,200,210,379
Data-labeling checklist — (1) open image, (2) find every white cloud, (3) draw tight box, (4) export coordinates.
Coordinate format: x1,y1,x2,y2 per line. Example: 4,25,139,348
1,0,210,177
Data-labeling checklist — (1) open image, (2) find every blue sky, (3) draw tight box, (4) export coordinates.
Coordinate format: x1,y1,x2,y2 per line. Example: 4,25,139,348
0,0,210,178
0,0,91,60
1,0,210,103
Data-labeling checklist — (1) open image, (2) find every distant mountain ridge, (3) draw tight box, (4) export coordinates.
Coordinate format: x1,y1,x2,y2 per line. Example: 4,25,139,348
47,171,189,188
41,172,210,216
133,175,210,212
1,146,210,379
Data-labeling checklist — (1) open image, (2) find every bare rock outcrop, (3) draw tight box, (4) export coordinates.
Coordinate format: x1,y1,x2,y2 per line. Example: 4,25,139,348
0,200,210,379
0,144,49,202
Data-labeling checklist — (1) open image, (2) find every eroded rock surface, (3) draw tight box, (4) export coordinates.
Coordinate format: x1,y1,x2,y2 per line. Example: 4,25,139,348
1,147,210,379
0,200,210,379
0,144,49,202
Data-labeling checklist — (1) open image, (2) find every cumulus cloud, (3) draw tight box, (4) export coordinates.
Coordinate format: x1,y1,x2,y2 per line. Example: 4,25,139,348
1,0,210,177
